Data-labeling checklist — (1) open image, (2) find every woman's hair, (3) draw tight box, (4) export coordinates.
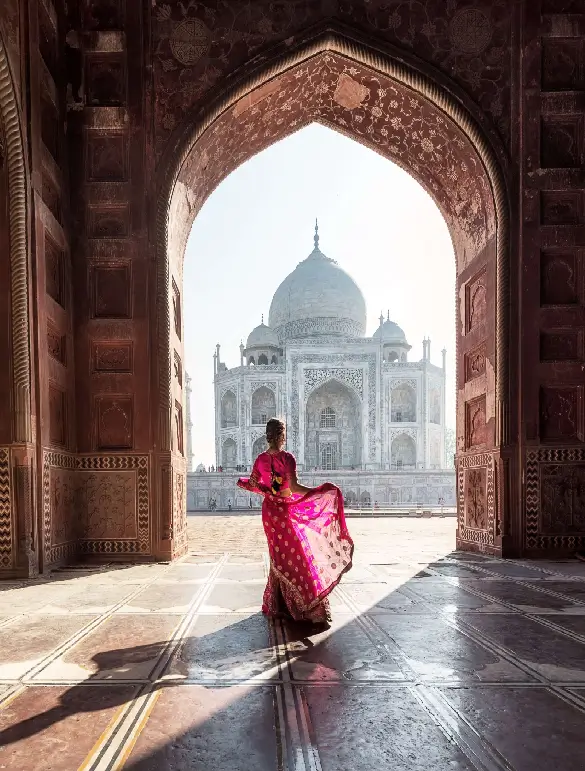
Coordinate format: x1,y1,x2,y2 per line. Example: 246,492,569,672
266,418,285,446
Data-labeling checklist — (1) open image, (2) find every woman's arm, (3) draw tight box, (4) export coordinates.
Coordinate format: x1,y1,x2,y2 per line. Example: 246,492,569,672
289,470,312,496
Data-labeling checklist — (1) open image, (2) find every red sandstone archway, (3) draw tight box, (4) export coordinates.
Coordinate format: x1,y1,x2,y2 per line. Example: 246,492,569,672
156,32,510,557
0,31,36,576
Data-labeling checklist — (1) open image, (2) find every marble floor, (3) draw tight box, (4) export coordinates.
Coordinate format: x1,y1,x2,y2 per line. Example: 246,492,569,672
1,518,585,769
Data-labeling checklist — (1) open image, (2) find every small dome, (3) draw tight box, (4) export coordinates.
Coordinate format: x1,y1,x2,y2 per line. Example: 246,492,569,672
373,316,408,344
246,321,279,349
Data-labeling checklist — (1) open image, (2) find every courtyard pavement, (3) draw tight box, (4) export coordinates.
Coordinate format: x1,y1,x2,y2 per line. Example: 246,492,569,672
0,517,585,769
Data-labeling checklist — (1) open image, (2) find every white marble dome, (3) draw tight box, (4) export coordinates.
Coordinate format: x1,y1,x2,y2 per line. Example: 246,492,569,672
373,317,408,344
269,226,366,341
246,321,279,349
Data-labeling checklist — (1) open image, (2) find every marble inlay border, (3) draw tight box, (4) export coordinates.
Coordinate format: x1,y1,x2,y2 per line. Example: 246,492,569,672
0,447,12,568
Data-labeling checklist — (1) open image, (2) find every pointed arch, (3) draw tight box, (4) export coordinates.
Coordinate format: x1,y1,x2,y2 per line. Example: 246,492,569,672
0,32,30,443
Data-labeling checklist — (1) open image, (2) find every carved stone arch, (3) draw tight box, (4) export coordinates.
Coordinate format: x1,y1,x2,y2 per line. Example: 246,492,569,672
304,376,363,404
0,33,31,443
156,28,511,554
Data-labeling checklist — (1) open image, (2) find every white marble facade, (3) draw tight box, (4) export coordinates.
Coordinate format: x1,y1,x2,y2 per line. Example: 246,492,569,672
207,224,454,485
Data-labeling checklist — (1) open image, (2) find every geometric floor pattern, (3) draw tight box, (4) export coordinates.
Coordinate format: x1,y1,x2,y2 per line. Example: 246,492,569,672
0,517,585,769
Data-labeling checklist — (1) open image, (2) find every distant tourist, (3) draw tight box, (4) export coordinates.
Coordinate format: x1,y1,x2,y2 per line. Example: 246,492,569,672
227,498,232,511
237,418,354,629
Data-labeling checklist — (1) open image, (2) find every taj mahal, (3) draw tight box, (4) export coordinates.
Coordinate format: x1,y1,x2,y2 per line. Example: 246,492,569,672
187,224,456,510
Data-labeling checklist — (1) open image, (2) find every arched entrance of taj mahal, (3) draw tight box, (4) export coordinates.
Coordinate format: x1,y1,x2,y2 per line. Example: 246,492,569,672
160,33,510,559
1,5,583,577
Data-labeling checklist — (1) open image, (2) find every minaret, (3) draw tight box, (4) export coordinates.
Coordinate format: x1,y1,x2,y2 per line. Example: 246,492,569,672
427,338,431,364
239,341,245,367
185,372,194,472
379,311,384,327
442,348,447,371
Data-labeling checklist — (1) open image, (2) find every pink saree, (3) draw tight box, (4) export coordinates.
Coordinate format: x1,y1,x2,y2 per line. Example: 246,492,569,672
237,450,354,623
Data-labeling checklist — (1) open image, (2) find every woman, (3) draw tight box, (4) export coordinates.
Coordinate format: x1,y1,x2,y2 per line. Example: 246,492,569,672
238,418,354,626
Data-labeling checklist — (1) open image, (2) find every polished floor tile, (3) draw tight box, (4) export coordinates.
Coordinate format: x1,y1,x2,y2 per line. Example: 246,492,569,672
37,614,182,681
437,686,585,770
167,614,279,682
122,686,278,770
0,519,583,769
305,685,476,770
0,685,137,770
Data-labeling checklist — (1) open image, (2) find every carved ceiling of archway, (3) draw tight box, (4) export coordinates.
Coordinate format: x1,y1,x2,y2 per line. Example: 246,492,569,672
169,52,495,273
153,0,511,154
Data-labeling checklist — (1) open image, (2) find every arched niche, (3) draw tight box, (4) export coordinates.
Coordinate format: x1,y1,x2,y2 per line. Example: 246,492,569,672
251,386,276,426
305,379,361,470
220,390,237,429
221,438,237,468
157,31,510,554
391,434,417,468
252,435,266,459
391,384,416,423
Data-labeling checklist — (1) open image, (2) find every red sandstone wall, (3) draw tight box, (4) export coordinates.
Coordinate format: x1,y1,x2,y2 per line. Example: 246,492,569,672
1,0,584,572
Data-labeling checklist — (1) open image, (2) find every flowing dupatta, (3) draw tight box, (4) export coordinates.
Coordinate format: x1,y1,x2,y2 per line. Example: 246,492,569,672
238,453,354,618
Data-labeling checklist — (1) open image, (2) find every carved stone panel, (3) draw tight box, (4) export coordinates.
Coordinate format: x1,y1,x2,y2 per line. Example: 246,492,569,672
42,173,61,223
332,73,370,109
96,396,133,449
76,455,150,555
87,133,128,181
541,39,584,92
541,116,582,168
45,234,64,306
88,205,130,238
49,386,66,446
50,466,76,546
93,341,133,373
464,467,488,530
540,329,583,362
466,395,487,449
465,268,487,332
174,400,184,455
541,191,582,226
540,386,583,442
85,0,124,30
86,55,126,106
78,470,137,539
172,277,181,339
540,251,580,305
464,342,486,382
47,326,66,365
172,469,187,557
92,264,131,318
540,463,585,535
173,350,182,386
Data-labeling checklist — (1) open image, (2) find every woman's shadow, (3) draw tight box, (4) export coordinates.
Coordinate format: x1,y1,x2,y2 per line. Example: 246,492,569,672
0,613,330,749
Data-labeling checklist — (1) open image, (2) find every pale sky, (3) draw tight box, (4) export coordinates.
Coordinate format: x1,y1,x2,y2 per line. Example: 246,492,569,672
184,123,456,467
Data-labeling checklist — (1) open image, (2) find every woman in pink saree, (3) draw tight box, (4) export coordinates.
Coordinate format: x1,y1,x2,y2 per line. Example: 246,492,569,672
238,419,354,626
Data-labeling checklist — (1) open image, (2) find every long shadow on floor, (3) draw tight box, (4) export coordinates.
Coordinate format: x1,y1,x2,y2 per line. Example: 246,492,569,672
3,554,585,769
0,613,322,749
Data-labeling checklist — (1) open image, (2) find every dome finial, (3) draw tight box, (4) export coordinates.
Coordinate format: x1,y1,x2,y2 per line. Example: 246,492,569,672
261,313,264,324
314,218,319,250
387,309,390,321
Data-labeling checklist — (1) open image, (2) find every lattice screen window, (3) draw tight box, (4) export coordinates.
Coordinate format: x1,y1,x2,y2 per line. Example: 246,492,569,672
320,407,336,428
320,443,337,470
